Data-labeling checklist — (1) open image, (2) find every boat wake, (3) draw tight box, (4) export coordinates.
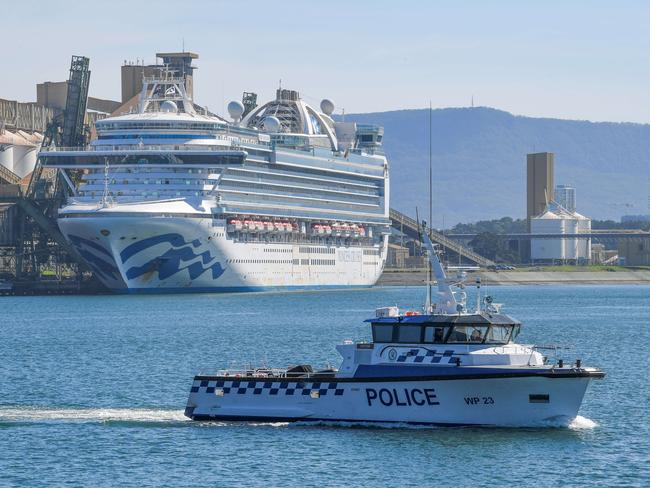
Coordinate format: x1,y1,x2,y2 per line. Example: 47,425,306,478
0,406,189,425
293,415,599,430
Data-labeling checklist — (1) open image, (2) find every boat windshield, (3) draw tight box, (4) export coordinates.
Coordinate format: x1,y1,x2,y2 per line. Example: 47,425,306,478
371,323,516,345
447,325,489,343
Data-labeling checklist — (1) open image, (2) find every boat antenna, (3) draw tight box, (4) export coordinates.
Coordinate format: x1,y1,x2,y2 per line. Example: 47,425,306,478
427,101,433,313
416,207,432,313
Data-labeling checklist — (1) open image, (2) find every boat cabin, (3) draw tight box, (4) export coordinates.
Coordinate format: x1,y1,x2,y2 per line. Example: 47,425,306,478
368,313,521,345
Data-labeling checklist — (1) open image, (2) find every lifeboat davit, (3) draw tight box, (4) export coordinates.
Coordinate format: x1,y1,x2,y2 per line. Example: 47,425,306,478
311,223,325,236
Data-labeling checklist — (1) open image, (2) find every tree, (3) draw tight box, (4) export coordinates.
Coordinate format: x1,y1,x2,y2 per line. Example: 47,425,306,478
469,232,519,263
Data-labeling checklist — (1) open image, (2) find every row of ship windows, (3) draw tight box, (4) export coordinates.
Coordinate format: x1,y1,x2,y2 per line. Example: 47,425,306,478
224,259,336,266
223,179,379,199
91,179,217,185
78,191,211,197
227,259,292,264
363,249,381,256
99,122,225,130
264,248,292,253
87,168,218,174
298,247,335,254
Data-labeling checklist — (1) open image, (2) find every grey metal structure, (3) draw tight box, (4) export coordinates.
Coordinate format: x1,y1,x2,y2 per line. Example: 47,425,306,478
0,99,55,132
389,208,495,267
60,56,90,148
242,92,258,117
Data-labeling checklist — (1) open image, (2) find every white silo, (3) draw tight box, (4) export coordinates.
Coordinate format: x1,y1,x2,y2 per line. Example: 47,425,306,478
564,213,580,261
574,211,591,262
531,209,567,262
0,130,42,179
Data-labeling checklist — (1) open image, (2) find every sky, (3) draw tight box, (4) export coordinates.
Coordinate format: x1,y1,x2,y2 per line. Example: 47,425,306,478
3,0,650,123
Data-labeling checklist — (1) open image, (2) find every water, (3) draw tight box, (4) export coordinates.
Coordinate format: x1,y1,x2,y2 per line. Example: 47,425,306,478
1,285,648,487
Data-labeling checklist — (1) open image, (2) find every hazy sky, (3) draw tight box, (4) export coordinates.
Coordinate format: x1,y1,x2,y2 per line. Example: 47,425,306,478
4,0,650,122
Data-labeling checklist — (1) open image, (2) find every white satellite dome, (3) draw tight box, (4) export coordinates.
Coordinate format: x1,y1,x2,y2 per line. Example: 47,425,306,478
160,100,178,113
262,116,281,133
320,99,335,116
227,100,245,121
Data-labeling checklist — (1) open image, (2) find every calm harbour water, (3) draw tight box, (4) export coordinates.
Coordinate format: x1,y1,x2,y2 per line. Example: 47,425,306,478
1,285,649,487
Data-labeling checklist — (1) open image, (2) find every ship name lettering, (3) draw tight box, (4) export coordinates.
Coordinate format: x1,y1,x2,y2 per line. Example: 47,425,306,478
365,388,439,407
464,396,495,405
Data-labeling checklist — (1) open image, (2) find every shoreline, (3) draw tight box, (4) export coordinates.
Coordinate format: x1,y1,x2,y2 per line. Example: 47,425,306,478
378,269,650,286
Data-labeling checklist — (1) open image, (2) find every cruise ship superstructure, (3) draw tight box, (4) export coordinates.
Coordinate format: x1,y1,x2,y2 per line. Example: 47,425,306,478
39,72,390,292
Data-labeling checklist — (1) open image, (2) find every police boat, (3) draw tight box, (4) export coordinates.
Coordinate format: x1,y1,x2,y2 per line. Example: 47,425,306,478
185,229,604,427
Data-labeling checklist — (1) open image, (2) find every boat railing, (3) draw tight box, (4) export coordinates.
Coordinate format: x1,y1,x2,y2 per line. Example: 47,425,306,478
211,368,336,379
531,344,571,366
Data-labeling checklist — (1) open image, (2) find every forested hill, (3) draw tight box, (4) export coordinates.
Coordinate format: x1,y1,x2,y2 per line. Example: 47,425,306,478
344,107,649,226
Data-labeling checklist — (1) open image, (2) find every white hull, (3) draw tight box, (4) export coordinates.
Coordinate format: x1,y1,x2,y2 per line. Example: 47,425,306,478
58,215,387,292
185,374,593,427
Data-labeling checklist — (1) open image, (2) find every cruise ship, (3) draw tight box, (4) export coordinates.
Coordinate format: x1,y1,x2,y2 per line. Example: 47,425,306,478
39,72,390,293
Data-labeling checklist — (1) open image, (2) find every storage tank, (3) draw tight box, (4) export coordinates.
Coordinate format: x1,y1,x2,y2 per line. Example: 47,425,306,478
574,211,591,262
531,210,567,262
0,129,42,179
564,215,579,261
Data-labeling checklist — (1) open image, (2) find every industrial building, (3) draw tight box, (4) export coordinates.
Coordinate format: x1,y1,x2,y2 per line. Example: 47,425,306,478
526,152,554,229
618,239,650,266
121,52,197,103
530,204,591,264
526,152,592,264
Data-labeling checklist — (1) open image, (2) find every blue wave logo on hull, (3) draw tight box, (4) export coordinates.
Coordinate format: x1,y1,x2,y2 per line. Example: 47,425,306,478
120,233,225,282
68,235,122,284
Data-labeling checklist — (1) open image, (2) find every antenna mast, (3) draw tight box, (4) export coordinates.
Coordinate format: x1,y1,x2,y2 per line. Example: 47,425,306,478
428,101,433,312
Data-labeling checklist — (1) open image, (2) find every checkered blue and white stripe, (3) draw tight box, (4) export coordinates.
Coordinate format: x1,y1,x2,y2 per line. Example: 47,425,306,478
191,379,345,396
393,348,459,364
